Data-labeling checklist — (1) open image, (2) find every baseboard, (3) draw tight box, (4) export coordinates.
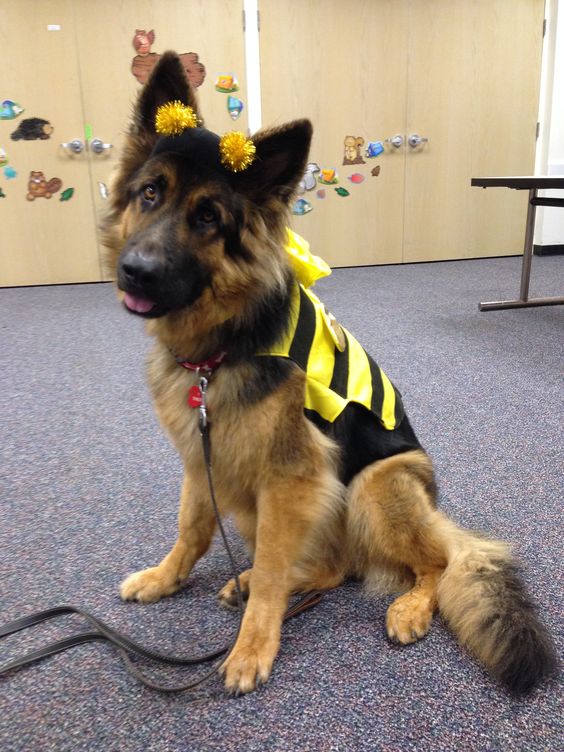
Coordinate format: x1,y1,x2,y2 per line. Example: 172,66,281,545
533,243,564,256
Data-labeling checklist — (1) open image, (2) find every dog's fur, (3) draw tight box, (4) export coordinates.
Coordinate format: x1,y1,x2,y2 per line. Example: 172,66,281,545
101,52,556,695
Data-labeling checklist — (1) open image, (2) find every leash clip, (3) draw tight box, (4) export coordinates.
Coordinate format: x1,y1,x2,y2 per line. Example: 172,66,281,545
197,373,209,433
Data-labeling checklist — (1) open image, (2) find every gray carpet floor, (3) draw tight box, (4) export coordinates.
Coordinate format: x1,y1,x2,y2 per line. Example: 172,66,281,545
0,255,562,752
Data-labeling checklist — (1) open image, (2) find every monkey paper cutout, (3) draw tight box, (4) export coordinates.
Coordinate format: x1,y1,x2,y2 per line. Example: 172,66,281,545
131,30,205,88
343,136,366,165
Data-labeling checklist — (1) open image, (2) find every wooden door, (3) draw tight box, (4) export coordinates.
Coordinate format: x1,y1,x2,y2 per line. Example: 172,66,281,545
259,0,544,266
0,0,101,286
74,0,249,280
259,0,409,267
403,0,545,262
1,0,248,287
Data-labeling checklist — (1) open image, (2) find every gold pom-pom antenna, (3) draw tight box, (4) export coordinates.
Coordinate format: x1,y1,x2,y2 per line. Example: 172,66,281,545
155,101,198,136
219,131,256,172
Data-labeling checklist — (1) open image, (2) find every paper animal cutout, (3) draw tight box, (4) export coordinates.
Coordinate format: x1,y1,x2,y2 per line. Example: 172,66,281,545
131,30,205,87
11,118,54,141
26,171,62,200
0,100,24,120
343,136,366,165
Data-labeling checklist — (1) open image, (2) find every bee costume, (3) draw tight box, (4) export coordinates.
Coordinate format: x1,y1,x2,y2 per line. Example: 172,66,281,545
265,230,422,484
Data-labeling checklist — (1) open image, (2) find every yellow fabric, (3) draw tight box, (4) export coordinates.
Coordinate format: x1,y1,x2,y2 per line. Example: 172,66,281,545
261,283,399,430
379,369,397,432
284,229,332,288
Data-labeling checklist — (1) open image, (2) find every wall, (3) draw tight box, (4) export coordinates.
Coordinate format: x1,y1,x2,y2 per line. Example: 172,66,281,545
536,0,564,246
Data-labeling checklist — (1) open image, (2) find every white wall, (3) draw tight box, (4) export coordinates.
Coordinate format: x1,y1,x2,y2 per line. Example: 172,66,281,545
536,0,564,246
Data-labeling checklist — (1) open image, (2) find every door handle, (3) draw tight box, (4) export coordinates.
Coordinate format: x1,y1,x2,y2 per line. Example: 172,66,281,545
61,139,84,154
408,134,429,148
90,138,113,154
385,134,404,149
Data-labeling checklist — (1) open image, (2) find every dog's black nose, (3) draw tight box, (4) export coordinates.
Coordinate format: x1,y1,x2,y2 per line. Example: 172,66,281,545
120,249,162,287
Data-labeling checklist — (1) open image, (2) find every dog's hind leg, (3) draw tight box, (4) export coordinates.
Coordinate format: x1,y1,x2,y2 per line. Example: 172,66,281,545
347,449,556,693
120,472,216,603
218,568,252,608
347,449,448,644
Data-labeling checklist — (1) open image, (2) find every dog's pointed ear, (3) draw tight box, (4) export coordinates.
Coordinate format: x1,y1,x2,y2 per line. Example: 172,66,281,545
235,120,313,205
108,52,202,211
134,50,203,136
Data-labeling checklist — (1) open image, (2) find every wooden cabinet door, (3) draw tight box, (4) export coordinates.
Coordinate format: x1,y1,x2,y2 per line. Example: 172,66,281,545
403,0,544,262
74,0,249,280
259,0,409,267
0,0,101,286
259,0,544,266
1,0,248,287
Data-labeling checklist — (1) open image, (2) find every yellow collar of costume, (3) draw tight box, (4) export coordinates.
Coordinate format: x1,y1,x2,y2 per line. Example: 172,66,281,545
284,229,331,288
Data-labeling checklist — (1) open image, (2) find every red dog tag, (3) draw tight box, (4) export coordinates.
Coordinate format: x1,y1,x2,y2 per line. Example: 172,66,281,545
188,385,202,408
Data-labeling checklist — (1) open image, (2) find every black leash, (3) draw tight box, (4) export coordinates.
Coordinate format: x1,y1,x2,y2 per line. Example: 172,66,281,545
0,375,323,691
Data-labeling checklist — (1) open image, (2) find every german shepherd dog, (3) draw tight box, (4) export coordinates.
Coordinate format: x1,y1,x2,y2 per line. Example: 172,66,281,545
102,52,555,695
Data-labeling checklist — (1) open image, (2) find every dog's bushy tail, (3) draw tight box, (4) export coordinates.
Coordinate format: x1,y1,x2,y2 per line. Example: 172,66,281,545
437,531,557,694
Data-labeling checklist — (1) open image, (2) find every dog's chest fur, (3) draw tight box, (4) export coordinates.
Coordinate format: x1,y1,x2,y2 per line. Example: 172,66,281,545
145,342,324,513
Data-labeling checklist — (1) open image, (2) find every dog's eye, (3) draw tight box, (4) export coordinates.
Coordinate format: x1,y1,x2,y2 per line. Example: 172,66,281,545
197,208,217,225
141,184,157,203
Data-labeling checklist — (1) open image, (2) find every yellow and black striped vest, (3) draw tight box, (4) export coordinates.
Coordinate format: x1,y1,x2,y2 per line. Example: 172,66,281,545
259,284,404,431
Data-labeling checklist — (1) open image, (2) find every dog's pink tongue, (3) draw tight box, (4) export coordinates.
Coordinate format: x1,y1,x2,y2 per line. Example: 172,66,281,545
124,292,155,314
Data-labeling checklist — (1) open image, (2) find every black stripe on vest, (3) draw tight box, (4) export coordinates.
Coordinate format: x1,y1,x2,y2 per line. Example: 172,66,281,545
368,353,385,418
394,386,405,425
329,335,350,398
288,286,317,370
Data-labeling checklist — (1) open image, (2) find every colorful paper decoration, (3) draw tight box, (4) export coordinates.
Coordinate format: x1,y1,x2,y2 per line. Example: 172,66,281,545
348,173,365,184
4,166,17,179
0,148,8,166
26,171,62,201
215,74,239,93
334,187,350,197
366,141,384,158
130,30,206,87
11,118,54,141
318,169,338,185
292,198,313,215
343,136,366,165
316,189,326,199
299,163,320,193
227,95,244,120
60,187,75,202
0,187,6,198
371,165,381,177
0,100,24,120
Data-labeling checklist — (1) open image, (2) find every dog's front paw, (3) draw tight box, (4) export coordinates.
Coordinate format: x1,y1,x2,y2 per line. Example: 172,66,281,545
120,566,181,603
221,642,276,694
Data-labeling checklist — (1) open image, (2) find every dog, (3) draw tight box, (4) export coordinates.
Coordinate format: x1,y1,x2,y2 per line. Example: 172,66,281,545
101,52,556,695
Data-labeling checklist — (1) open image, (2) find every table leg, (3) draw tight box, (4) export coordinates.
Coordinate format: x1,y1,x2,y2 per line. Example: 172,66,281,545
479,187,564,311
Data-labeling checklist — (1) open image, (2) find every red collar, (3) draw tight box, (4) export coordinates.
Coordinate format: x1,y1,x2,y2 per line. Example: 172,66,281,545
174,350,227,374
